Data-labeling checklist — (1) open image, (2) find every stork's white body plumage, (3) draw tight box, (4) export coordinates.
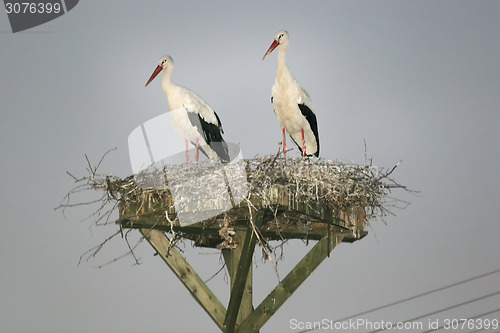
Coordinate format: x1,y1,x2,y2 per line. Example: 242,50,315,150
146,56,229,163
164,84,218,157
263,30,320,158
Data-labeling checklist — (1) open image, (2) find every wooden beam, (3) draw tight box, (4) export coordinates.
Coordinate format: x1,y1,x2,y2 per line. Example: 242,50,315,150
236,231,344,333
223,214,264,333
139,229,227,331
120,217,365,247
222,231,254,329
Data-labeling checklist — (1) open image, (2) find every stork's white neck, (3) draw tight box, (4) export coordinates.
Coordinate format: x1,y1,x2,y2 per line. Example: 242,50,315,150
161,66,174,96
276,42,293,84
277,42,288,69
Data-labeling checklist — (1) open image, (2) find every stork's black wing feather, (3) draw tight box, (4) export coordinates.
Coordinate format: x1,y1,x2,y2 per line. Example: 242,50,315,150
297,103,320,157
187,111,230,163
213,111,224,134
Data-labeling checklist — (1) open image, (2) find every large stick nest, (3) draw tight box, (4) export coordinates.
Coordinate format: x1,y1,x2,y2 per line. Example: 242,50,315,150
57,150,409,265
66,152,408,226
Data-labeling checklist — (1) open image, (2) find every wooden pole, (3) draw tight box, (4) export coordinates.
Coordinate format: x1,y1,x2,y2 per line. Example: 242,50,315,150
236,231,344,333
222,230,254,329
223,213,264,333
139,229,227,331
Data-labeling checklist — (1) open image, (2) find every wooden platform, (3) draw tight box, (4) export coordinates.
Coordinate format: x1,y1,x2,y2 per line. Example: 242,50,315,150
117,184,367,248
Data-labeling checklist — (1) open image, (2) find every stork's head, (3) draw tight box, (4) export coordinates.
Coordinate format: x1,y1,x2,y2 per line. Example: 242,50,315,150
145,55,174,87
262,30,289,60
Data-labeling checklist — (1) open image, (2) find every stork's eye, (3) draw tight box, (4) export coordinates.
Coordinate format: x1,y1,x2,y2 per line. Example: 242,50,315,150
162,59,167,65
279,34,284,39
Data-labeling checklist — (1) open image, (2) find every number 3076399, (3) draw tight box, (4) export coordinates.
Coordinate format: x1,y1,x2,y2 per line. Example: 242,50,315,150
443,318,498,330
5,2,61,14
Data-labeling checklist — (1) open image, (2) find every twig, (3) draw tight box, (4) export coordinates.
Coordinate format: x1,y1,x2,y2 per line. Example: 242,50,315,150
204,263,227,284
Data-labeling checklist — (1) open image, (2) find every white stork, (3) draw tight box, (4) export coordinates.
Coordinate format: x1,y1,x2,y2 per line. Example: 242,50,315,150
145,55,230,164
263,30,320,158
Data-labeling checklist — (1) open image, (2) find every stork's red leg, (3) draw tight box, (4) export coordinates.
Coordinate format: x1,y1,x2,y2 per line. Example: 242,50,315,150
301,128,306,158
282,128,287,159
196,137,199,164
185,139,189,167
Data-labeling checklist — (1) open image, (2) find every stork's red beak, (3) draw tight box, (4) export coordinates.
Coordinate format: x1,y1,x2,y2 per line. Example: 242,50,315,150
262,40,279,60
145,65,163,87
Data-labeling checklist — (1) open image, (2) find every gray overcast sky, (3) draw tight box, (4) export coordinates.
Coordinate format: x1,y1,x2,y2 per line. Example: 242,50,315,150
1,1,499,332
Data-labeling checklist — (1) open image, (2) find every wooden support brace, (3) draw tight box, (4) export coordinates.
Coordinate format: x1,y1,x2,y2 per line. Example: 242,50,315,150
139,229,227,331
236,231,344,333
